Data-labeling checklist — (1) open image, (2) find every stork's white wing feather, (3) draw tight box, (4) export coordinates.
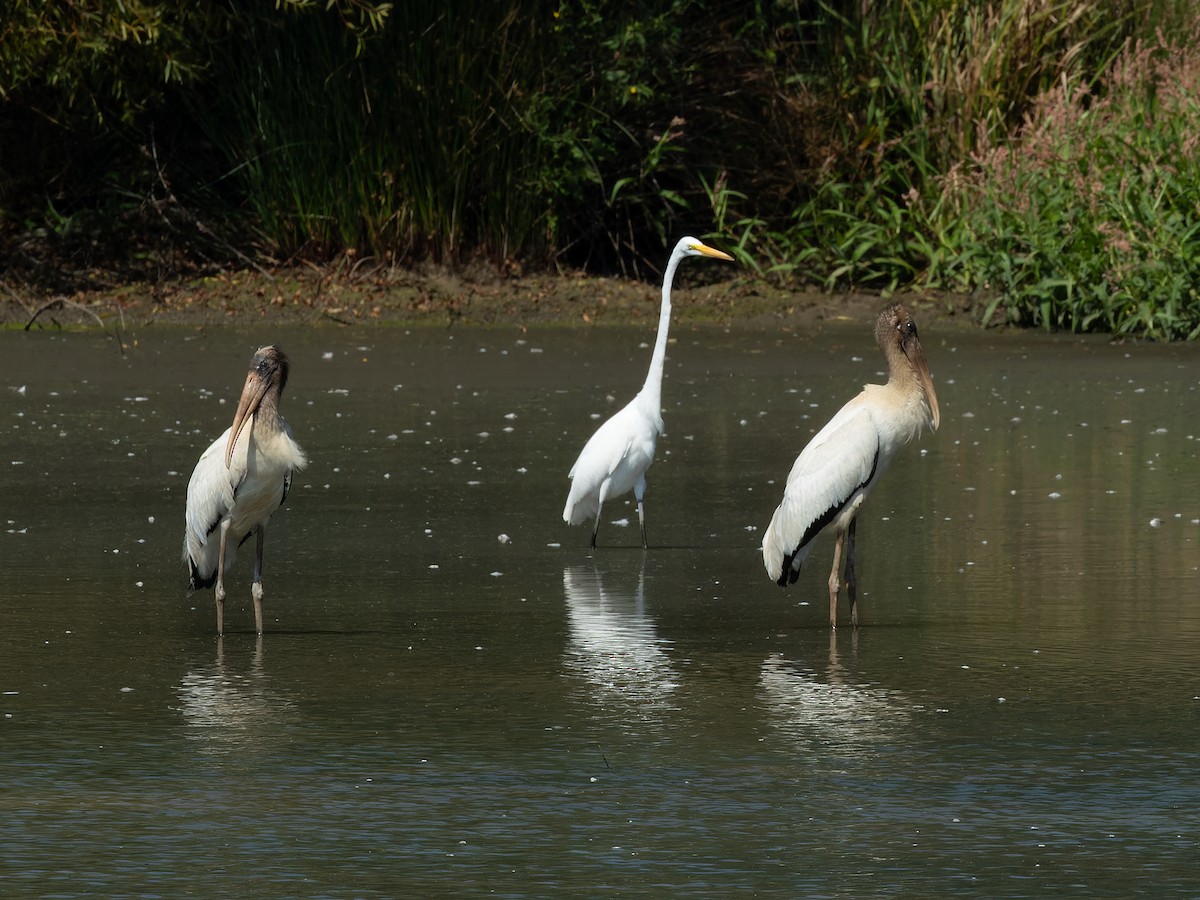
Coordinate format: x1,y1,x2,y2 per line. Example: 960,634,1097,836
763,395,881,581
184,427,238,552
784,397,879,501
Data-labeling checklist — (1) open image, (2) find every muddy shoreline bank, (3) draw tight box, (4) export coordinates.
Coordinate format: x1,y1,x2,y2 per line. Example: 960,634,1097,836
3,267,981,333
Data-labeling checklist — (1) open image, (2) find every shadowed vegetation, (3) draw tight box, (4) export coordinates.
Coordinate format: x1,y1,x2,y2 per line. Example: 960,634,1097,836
2,0,1199,337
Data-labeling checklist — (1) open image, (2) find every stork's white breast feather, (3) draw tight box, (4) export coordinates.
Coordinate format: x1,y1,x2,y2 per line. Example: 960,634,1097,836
184,417,306,579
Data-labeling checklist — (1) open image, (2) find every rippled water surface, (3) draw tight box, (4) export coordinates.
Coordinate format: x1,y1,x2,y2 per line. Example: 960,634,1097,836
3,321,1199,896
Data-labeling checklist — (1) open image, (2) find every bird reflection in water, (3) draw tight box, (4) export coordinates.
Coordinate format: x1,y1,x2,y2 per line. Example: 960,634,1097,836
176,636,298,756
562,564,680,731
757,632,908,750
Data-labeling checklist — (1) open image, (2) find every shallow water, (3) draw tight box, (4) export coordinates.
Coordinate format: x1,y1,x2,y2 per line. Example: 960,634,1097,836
2,321,1199,896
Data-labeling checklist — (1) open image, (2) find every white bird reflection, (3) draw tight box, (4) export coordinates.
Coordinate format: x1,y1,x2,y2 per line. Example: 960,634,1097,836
758,634,908,750
562,564,680,729
176,636,298,756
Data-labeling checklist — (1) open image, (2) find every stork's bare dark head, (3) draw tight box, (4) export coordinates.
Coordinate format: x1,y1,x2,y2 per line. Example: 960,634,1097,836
225,345,292,467
250,345,290,397
875,303,919,348
876,304,940,432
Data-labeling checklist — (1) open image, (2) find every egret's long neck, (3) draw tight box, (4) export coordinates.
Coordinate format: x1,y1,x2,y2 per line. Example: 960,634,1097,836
639,253,681,410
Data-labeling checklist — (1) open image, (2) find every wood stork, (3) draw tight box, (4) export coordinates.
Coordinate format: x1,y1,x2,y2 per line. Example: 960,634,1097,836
184,345,307,635
761,304,940,627
563,236,733,548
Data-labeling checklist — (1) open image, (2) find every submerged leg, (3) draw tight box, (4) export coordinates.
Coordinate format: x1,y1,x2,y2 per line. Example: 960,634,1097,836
214,519,231,636
634,474,648,550
844,517,859,627
827,528,846,629
252,525,266,635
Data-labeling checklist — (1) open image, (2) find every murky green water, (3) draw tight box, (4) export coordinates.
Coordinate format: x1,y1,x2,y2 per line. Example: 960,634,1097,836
2,320,1198,896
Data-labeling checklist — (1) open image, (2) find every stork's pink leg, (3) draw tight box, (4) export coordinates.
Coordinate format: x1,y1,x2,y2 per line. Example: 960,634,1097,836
827,529,846,628
215,519,231,636
252,525,266,634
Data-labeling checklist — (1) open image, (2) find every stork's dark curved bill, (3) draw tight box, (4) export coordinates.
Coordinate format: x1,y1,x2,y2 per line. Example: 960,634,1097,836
225,354,281,468
900,317,940,432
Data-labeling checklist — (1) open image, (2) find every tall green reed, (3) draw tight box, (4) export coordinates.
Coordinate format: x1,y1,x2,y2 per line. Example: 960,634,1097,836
191,3,547,263
779,0,1129,290
946,27,1200,339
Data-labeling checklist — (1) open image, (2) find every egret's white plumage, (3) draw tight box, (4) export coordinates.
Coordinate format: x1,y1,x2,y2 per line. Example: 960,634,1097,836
184,345,306,635
563,236,733,548
762,304,940,626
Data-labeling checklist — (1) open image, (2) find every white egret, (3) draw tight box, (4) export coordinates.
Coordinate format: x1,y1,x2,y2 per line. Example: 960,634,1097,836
184,345,307,635
761,304,940,626
563,236,733,548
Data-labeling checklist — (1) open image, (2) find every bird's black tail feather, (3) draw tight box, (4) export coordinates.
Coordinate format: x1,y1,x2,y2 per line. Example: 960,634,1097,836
189,559,216,591
777,549,802,587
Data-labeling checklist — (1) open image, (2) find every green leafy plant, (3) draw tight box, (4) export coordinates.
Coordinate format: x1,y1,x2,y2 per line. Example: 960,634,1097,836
6,0,1200,342
947,27,1200,338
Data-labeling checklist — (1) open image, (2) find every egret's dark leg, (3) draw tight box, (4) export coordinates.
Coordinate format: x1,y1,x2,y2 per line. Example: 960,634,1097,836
827,529,846,628
845,517,859,627
215,519,231,636
591,503,602,549
252,525,266,635
592,481,611,550
634,474,648,550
